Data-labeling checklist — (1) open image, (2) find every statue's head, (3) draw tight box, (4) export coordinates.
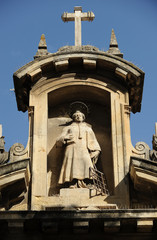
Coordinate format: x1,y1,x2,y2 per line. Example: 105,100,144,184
72,110,85,122
69,101,88,120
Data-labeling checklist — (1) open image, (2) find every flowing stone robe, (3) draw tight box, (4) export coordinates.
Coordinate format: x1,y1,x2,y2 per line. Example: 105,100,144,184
57,122,101,184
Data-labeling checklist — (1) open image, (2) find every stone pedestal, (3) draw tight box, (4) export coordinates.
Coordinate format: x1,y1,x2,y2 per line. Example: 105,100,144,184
31,188,117,210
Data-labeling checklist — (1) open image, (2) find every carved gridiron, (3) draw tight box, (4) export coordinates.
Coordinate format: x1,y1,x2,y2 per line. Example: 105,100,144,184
89,165,109,195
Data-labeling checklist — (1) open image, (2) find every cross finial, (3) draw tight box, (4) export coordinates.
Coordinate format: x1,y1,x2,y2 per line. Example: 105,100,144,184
61,6,95,46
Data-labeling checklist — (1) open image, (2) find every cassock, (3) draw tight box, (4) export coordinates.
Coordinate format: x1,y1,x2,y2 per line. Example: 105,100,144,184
57,122,101,184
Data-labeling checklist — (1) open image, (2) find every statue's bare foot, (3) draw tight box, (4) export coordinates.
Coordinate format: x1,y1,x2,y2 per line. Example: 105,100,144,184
78,180,87,188
69,183,77,189
69,179,78,188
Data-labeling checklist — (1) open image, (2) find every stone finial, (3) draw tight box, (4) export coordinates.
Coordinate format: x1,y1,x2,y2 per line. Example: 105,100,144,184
110,29,118,47
34,34,49,59
107,29,123,58
38,34,47,49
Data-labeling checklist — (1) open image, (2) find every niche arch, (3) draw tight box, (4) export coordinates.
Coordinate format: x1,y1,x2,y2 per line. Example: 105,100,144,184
47,79,113,195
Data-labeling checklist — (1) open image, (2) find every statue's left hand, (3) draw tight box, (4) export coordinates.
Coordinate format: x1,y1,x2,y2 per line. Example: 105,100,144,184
91,150,100,164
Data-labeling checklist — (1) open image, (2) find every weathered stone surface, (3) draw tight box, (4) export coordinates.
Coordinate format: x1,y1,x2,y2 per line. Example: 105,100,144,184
0,159,30,210
73,220,89,233
10,6,156,215
34,34,49,59
132,141,150,160
130,157,157,193
83,59,96,69
0,209,157,235
0,126,28,166
2,6,157,240
60,188,89,198
13,49,145,113
107,29,123,58
132,123,157,162
55,60,69,71
0,159,30,177
56,105,101,188
104,220,120,232
137,220,153,232
23,69,131,209
33,187,116,211
9,143,28,162
58,45,99,52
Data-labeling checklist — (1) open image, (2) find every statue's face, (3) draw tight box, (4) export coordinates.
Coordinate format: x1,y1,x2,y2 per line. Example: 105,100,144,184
73,111,85,122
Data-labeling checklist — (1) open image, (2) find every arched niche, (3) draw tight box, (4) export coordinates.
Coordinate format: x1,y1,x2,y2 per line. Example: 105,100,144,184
47,83,113,195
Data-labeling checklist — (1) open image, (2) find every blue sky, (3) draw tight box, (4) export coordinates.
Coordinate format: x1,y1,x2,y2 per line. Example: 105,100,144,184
0,0,157,150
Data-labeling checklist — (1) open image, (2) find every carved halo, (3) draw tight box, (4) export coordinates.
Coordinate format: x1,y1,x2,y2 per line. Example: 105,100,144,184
69,101,89,118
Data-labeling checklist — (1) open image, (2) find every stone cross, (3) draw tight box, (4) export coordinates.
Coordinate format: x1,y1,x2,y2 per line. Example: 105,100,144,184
61,6,95,46
155,122,157,135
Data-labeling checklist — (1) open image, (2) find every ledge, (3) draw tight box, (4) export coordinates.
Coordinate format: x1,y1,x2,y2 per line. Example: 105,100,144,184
130,157,157,192
0,209,157,234
0,159,30,208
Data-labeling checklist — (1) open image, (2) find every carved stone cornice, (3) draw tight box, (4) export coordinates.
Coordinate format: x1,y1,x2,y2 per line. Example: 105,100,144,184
13,47,144,113
130,157,157,193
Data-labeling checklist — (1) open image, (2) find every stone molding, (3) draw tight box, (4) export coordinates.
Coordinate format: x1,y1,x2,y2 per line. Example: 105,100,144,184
13,47,144,113
130,157,157,193
0,209,157,235
0,159,30,210
132,141,150,160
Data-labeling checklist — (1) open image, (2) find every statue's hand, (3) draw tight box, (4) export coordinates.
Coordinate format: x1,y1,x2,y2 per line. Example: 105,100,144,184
91,150,100,165
64,133,74,141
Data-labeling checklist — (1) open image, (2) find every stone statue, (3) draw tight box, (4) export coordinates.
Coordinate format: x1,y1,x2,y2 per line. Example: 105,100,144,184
57,102,101,188
0,136,8,165
150,134,157,161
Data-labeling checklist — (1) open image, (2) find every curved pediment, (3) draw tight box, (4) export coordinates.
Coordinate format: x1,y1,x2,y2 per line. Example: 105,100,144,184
13,46,144,113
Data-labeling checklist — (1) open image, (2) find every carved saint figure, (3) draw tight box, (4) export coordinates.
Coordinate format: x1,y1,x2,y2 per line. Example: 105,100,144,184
150,135,157,161
57,102,101,187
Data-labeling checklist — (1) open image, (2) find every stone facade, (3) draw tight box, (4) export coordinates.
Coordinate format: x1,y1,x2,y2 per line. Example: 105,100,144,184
12,41,145,210
0,6,157,240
